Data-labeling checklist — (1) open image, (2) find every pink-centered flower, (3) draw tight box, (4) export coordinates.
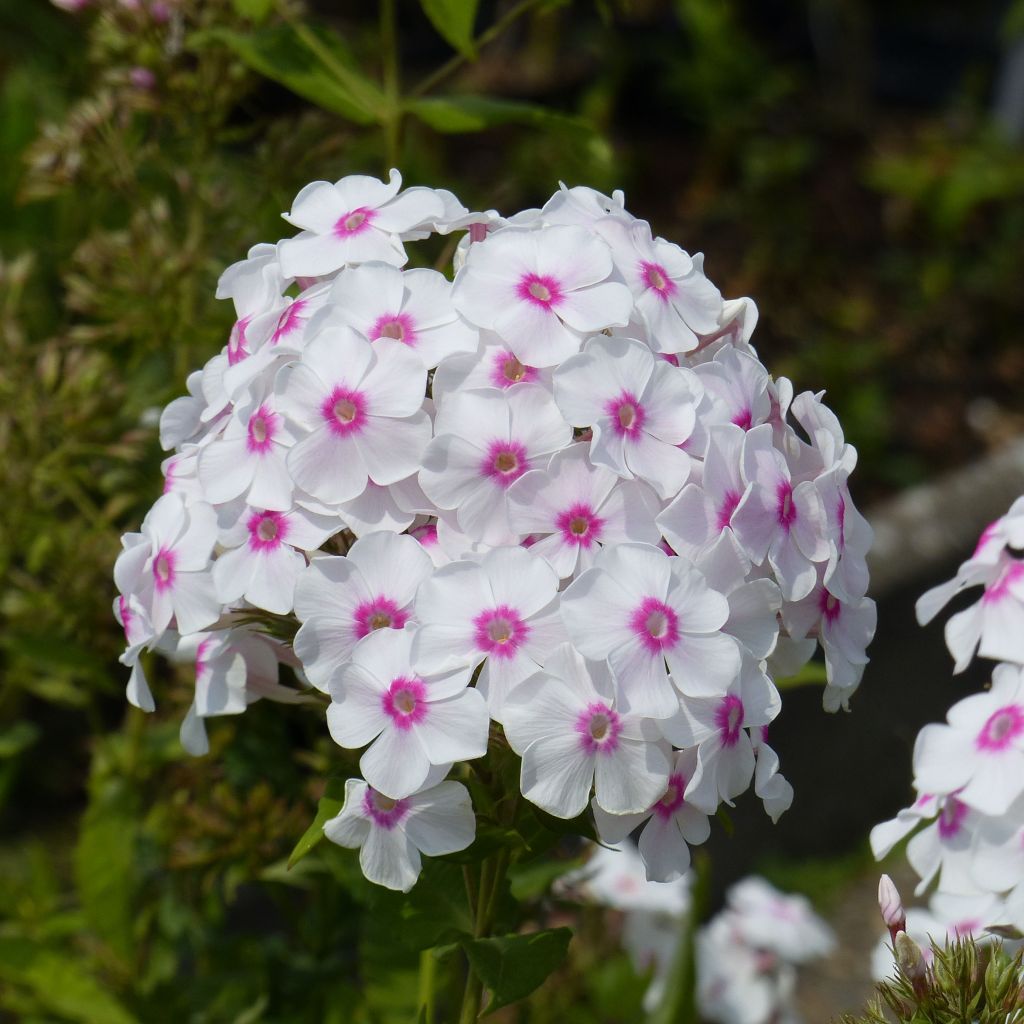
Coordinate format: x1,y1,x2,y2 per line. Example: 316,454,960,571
591,747,713,882
113,593,156,713
502,644,671,818
419,384,572,545
507,443,661,578
323,772,475,892
431,336,550,404
327,628,488,799
278,325,431,506
553,336,700,499
293,532,434,691
412,546,565,717
451,224,633,367
560,542,740,718
279,169,445,277
327,260,477,369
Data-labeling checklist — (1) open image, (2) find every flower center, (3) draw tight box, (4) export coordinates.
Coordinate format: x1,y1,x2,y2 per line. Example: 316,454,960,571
716,489,742,532
272,299,306,344
575,701,622,754
776,481,797,530
362,787,410,830
982,561,1024,605
654,772,688,819
382,676,428,731
640,261,677,300
247,510,288,551
152,548,175,590
228,316,251,365
490,351,538,389
246,405,276,453
482,440,528,488
353,597,408,639
334,207,375,238
321,386,366,437
516,272,564,310
938,797,969,839
504,355,527,382
715,694,744,746
976,704,1024,752
473,605,530,660
818,588,842,625
629,596,680,654
606,391,646,438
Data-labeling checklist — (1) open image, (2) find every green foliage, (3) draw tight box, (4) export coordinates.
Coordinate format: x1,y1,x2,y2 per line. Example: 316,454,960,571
841,937,1024,1024
419,0,480,59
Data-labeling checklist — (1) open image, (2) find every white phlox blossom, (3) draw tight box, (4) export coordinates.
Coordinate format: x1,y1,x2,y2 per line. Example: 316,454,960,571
116,174,874,891
871,494,1024,966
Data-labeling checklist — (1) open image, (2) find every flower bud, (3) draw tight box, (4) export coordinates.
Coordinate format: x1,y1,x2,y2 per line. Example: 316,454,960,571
878,873,906,941
894,931,928,999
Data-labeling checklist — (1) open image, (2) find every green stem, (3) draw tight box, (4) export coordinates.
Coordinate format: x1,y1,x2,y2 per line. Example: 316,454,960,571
457,849,510,1024
417,948,437,1024
380,0,401,171
410,0,547,98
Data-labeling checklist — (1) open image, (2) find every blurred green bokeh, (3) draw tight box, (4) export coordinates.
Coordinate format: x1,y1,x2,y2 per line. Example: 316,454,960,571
2,0,1022,1020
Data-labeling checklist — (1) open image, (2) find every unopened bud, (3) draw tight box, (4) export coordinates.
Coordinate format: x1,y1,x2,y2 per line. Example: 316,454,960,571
894,931,928,999
468,222,488,244
878,874,906,941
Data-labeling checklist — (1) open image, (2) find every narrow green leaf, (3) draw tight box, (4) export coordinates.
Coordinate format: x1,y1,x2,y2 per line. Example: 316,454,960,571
419,0,479,59
194,25,387,124
461,927,572,1015
407,95,594,136
287,778,347,869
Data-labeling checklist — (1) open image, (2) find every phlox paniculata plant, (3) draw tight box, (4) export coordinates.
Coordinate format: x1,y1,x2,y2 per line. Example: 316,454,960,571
870,498,1024,975
114,169,876,893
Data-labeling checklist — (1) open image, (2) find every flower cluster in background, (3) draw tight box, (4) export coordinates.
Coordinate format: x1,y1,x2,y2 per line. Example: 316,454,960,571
113,170,876,891
565,846,834,1024
870,497,1024,973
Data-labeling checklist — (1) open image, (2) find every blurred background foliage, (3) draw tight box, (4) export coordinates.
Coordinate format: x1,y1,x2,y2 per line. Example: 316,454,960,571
2,0,1024,1019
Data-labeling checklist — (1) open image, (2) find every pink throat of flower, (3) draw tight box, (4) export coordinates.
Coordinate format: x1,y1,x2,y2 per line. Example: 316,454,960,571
937,797,969,839
575,701,622,755
982,561,1024,605
716,489,742,532
228,316,251,365
630,596,680,654
731,408,753,430
321,385,367,437
194,637,213,679
714,693,744,747
118,595,134,641
818,588,842,625
362,787,410,830
246,403,277,453
371,311,417,347
410,524,438,548
473,604,530,660
606,391,646,438
152,546,176,591
381,676,428,731
333,206,376,239
247,510,288,551
516,272,564,310
556,502,604,549
639,260,677,301
976,704,1024,752
775,480,797,531
353,597,408,640
272,299,307,344
653,772,688,820
481,439,528,489
490,351,538,389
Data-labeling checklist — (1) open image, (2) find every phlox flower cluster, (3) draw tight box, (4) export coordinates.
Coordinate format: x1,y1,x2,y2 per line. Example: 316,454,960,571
870,496,1024,966
564,847,833,1023
114,170,875,892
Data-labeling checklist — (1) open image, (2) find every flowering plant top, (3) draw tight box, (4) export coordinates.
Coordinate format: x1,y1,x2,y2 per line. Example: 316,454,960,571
114,170,875,892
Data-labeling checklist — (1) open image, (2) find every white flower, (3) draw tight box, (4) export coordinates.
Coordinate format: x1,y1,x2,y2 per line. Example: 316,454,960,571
751,731,793,823
114,593,155,712
278,325,431,506
279,169,445,277
323,773,475,892
160,369,206,450
726,876,835,962
327,627,489,799
326,261,477,369
691,346,771,431
912,663,1024,816
213,504,339,614
507,443,661,578
431,336,551,404
293,532,434,691
502,644,671,818
563,841,691,916
419,384,571,545
451,224,633,367
592,747,713,882
553,335,699,499
659,657,781,809
560,542,740,718
412,546,565,717
113,492,220,636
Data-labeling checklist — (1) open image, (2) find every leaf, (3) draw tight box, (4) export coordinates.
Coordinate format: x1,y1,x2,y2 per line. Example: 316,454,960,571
0,721,40,759
230,0,273,21
407,95,595,137
775,660,828,690
461,927,572,1015
508,854,584,901
419,0,479,59
287,777,348,869
195,25,386,125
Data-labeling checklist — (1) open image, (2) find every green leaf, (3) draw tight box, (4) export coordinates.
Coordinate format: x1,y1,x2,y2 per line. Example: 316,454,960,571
287,777,348,869
0,939,139,1024
461,927,572,1015
407,95,594,137
195,24,387,124
419,0,479,59
508,854,584,901
0,721,40,759
230,0,273,21
775,660,828,690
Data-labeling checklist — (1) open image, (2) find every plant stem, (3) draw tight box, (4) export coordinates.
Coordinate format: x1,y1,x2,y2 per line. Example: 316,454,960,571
418,948,437,1024
410,0,546,98
457,848,511,1023
379,0,401,171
